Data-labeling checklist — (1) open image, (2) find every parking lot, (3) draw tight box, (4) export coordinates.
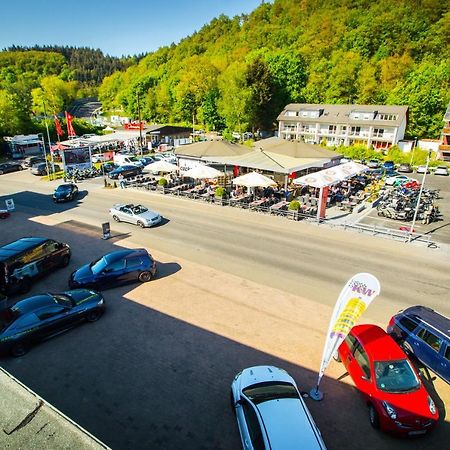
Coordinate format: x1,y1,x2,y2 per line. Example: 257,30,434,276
0,171,449,450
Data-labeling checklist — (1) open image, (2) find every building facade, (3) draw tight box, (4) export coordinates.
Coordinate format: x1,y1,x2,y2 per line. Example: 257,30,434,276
277,104,408,149
438,104,450,161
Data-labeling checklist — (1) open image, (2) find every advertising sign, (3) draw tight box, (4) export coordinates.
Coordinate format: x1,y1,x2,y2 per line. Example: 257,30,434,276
312,273,381,398
62,147,92,171
102,222,111,240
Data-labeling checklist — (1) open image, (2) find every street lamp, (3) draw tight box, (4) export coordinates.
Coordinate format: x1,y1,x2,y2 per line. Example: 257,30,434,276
136,90,143,157
409,136,418,166
42,99,55,180
408,150,431,242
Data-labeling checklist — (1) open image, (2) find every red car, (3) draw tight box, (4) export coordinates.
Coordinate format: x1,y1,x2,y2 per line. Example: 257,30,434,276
0,210,10,219
337,324,438,436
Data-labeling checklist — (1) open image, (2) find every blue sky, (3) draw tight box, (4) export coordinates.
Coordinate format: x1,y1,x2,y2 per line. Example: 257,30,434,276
0,0,265,57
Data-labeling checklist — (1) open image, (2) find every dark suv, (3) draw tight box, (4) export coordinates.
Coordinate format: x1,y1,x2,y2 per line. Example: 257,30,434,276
387,306,449,384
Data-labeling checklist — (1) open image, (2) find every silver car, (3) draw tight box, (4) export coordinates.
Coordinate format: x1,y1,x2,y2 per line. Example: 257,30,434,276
109,204,162,228
434,166,449,176
231,366,326,449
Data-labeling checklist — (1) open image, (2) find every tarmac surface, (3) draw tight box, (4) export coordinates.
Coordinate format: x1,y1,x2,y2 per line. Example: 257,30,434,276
0,170,449,449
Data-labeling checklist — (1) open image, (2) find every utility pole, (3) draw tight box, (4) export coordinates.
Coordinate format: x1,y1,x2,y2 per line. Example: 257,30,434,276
136,90,143,157
42,100,55,180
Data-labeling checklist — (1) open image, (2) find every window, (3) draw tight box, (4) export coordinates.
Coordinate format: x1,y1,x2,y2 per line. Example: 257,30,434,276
126,257,143,270
43,240,59,254
37,305,67,320
354,346,371,379
106,259,126,272
344,334,358,352
373,128,384,137
351,126,361,135
11,313,39,330
399,316,418,332
445,346,450,362
241,400,265,450
377,114,398,121
418,328,442,352
328,125,336,134
285,110,297,117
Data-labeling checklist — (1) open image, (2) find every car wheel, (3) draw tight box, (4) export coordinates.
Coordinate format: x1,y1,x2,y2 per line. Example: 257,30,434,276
60,254,70,267
112,215,120,222
369,404,380,429
401,341,414,356
10,341,29,357
18,166,23,171
138,271,152,282
137,221,146,228
86,308,102,322
0,170,3,175
20,277,32,294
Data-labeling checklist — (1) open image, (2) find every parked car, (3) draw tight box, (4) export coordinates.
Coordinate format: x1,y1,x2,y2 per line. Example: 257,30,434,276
109,204,162,228
91,153,112,164
416,165,430,174
53,183,79,203
31,162,61,176
231,365,326,449
21,156,46,169
433,166,449,176
0,162,24,175
0,289,105,357
387,306,449,384
139,156,155,166
69,248,157,290
108,165,142,179
383,161,395,171
337,324,438,435
102,162,119,173
385,174,411,186
0,237,71,295
0,210,10,219
397,163,413,173
367,159,381,169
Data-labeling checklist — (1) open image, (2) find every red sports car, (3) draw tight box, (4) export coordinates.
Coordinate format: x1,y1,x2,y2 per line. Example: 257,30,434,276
337,324,438,436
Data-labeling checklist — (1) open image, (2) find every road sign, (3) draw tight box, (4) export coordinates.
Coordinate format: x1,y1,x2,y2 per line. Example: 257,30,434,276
5,199,15,211
102,222,111,240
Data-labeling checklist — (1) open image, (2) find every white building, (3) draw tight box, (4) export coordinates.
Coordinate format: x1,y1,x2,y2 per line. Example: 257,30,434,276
277,104,408,149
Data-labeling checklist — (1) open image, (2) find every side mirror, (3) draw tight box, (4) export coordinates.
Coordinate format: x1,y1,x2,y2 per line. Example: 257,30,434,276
361,375,369,381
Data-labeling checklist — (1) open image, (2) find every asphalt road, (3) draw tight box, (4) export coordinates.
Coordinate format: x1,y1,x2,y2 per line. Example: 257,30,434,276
0,171,449,450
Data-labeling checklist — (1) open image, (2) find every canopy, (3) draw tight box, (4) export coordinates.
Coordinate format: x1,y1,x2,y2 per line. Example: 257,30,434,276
51,142,68,151
293,162,368,188
232,171,277,188
183,164,223,179
143,160,178,173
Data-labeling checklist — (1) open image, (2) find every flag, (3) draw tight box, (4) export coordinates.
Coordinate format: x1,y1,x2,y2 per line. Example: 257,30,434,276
54,115,64,137
315,273,381,392
65,111,76,137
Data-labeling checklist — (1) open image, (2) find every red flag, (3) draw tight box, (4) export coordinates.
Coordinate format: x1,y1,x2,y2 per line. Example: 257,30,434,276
54,115,64,137
65,111,76,137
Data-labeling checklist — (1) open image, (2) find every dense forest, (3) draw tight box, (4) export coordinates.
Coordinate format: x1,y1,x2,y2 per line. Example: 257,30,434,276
0,0,449,141
99,0,450,139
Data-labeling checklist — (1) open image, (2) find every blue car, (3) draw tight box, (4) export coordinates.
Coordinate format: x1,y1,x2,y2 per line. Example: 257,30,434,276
387,306,450,384
138,156,155,166
383,160,395,171
69,248,157,290
0,289,105,356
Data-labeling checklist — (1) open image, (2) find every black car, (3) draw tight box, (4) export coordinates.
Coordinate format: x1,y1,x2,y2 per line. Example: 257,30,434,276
31,162,61,176
108,165,142,179
0,162,24,175
53,183,79,203
22,156,46,168
69,248,156,290
0,237,71,294
0,289,105,357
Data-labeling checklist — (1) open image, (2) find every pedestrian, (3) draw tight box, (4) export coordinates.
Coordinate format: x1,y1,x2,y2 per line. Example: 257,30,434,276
118,173,125,189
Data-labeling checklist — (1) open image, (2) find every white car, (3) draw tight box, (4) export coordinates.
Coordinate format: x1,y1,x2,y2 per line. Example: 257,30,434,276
91,153,110,163
434,166,449,176
109,204,162,228
416,165,430,174
231,366,326,449
385,174,411,186
154,153,176,164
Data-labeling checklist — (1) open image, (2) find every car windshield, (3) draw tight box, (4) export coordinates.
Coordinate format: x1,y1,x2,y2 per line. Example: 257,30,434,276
243,382,299,405
132,205,148,215
90,256,108,275
52,294,74,308
374,360,420,393
56,185,71,193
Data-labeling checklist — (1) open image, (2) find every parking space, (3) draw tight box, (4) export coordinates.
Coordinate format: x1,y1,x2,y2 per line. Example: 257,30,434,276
359,173,450,245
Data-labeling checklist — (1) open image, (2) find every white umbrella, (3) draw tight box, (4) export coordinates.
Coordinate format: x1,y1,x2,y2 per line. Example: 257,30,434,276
183,164,223,179
143,160,178,173
232,171,276,188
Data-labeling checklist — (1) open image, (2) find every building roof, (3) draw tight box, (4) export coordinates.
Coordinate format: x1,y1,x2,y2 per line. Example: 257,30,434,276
202,149,329,174
278,103,408,127
254,137,341,159
174,140,251,158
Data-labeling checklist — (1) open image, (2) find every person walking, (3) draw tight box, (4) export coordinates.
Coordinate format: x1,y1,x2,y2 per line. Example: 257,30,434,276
118,173,126,189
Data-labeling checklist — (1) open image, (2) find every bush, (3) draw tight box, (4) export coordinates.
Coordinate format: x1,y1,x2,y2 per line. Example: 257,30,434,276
288,200,300,210
158,178,168,186
215,186,226,198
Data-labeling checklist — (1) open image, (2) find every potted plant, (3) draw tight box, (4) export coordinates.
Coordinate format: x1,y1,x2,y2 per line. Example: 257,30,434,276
214,186,227,205
157,177,168,193
288,200,300,220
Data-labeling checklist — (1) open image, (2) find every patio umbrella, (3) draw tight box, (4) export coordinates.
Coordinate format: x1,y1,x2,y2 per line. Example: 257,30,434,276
183,164,223,179
143,160,178,173
232,171,276,188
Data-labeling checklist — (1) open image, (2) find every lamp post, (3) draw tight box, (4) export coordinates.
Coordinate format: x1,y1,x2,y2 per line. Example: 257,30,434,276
408,150,431,242
136,90,143,157
409,136,418,166
39,133,51,181
42,100,55,180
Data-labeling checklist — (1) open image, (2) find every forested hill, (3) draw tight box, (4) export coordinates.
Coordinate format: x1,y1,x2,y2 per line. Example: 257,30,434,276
4,45,138,84
99,0,450,139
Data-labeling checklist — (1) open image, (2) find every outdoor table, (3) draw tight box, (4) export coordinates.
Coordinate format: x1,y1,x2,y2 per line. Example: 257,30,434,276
269,200,289,214
249,198,268,210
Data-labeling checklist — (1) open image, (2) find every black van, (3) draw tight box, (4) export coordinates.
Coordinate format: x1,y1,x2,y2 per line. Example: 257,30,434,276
0,237,71,294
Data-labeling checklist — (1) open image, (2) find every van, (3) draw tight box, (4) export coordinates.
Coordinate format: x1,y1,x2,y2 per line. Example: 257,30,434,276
0,237,71,294
387,306,449,384
113,153,143,167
